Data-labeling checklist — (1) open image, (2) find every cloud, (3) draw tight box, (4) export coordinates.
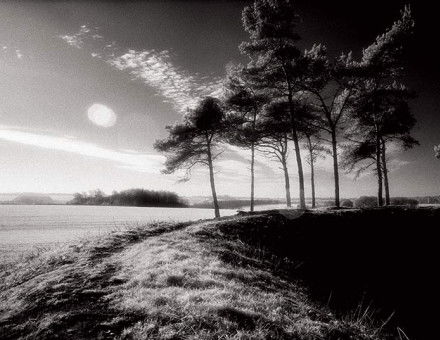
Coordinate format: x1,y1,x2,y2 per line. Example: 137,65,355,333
387,159,410,172
0,127,164,173
59,25,91,49
108,49,223,113
59,25,224,113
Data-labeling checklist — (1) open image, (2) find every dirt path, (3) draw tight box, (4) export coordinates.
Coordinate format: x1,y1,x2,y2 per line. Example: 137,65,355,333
0,222,189,340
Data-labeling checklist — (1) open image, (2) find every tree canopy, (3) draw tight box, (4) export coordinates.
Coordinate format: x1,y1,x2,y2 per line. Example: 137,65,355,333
154,97,225,217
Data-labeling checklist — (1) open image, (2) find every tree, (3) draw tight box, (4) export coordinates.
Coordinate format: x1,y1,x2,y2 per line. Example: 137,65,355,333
256,101,293,207
379,95,418,204
293,99,329,209
70,189,185,207
343,94,418,206
224,64,267,211
350,86,418,207
347,6,416,206
341,134,378,180
154,97,225,218
240,0,307,209
299,44,358,208
303,130,327,209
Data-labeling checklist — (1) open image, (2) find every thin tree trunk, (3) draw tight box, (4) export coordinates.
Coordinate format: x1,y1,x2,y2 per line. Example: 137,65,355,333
381,138,390,206
307,136,316,209
288,95,306,209
310,161,316,209
330,129,340,208
291,129,306,209
206,137,220,218
282,154,292,208
250,142,255,212
375,132,383,207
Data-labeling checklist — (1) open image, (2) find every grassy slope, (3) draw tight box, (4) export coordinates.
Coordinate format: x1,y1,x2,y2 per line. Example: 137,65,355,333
0,212,391,340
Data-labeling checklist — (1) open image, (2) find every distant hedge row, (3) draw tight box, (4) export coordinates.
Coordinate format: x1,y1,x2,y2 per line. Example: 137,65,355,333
70,189,187,207
352,196,419,208
321,196,419,208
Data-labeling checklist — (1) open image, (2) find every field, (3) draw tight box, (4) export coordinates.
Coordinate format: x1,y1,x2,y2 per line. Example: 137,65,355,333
0,205,237,265
1,207,438,339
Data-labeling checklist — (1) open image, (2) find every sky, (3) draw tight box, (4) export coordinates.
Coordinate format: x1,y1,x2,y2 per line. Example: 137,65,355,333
0,0,439,199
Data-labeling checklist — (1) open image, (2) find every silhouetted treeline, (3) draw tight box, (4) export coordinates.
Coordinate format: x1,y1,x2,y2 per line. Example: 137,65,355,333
69,189,187,207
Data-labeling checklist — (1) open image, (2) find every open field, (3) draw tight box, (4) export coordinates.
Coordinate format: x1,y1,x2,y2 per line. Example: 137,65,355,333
0,205,237,265
1,207,438,339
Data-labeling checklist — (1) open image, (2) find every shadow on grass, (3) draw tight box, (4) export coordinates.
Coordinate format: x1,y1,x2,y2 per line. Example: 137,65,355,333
196,208,439,340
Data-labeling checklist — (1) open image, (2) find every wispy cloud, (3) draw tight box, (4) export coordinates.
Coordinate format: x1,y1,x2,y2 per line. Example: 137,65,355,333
59,25,91,49
108,49,223,113
59,25,224,113
0,127,164,173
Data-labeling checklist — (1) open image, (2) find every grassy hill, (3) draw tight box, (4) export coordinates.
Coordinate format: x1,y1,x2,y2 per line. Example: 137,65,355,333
1,208,437,339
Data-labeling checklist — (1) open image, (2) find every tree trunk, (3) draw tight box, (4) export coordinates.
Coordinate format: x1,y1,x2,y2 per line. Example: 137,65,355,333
250,142,255,212
381,138,390,206
250,109,258,212
282,154,292,208
288,95,306,209
307,136,316,209
330,129,340,208
291,129,306,209
206,138,220,218
375,132,383,207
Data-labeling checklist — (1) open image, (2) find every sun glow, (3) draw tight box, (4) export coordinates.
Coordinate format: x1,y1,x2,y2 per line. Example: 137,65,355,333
87,103,117,127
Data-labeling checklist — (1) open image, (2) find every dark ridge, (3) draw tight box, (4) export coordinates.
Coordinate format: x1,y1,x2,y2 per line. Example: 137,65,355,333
202,207,439,340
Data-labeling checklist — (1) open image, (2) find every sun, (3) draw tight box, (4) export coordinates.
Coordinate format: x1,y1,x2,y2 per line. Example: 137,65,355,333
87,103,117,128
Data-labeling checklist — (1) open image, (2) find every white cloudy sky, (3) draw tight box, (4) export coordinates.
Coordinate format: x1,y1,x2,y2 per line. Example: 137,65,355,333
1,1,438,199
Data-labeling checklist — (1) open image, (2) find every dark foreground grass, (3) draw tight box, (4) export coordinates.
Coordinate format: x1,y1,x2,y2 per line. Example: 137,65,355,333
2,208,433,339
207,207,439,340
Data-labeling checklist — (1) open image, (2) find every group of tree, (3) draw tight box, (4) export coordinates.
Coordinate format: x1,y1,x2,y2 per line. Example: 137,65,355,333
155,0,418,218
70,189,187,207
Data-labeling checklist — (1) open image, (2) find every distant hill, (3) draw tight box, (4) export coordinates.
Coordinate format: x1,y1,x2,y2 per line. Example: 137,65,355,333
0,193,74,204
12,193,54,205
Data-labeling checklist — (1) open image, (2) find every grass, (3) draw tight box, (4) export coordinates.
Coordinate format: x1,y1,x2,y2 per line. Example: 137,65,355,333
3,209,424,339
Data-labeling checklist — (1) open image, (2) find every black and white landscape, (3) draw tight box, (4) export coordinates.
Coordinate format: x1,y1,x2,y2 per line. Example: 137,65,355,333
1,1,439,339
